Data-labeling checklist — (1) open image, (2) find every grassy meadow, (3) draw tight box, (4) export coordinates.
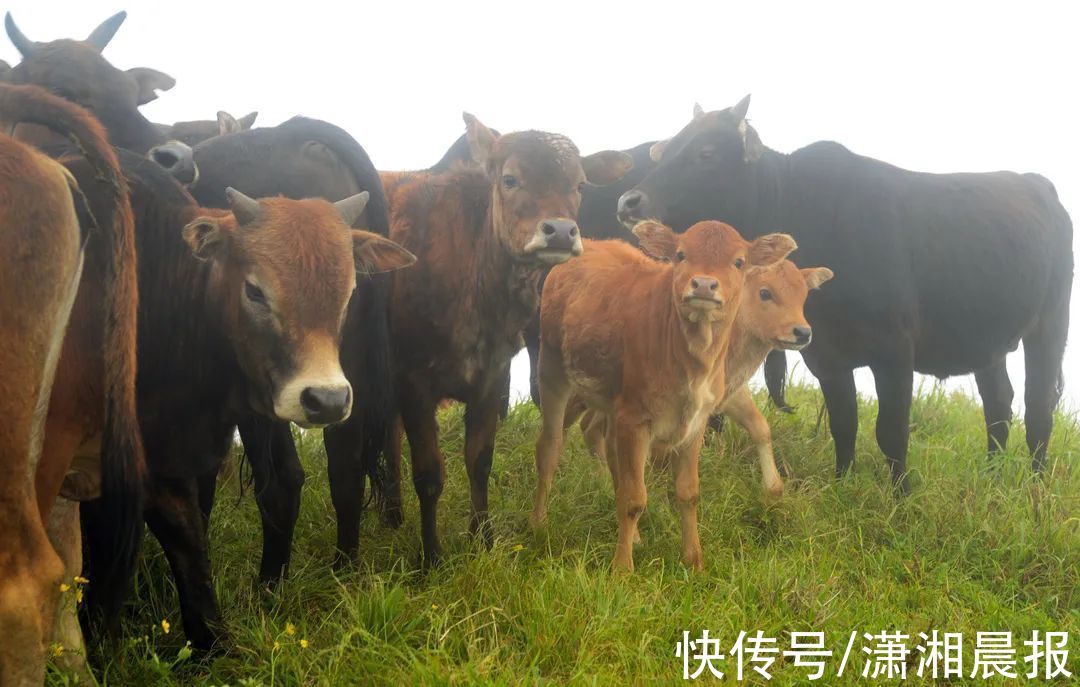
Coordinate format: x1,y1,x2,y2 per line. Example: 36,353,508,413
52,383,1079,685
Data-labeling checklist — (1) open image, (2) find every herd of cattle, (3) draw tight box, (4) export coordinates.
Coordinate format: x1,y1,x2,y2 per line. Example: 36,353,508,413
0,10,1073,685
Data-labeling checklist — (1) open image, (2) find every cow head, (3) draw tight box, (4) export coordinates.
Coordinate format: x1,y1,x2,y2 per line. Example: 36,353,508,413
463,113,632,265
742,261,833,349
156,110,258,147
182,189,416,427
617,95,763,230
4,12,174,153
634,219,796,324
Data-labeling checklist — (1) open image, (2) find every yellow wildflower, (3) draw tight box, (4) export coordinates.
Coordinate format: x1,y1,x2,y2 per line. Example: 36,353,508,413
59,583,71,593
273,640,281,651
285,622,297,636
300,639,310,649
161,619,171,634
74,576,89,585
512,544,525,552
50,643,65,657
75,588,83,604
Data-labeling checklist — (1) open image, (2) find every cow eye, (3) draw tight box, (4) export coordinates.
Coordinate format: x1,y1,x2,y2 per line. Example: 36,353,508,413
244,280,268,306
675,250,686,262
502,175,519,190
577,181,587,194
759,288,772,301
734,257,745,269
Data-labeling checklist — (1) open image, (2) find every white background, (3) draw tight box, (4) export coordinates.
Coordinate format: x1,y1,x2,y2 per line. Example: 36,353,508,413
4,0,1077,412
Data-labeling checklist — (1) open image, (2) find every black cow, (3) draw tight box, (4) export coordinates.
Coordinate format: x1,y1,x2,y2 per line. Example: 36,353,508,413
619,96,1073,489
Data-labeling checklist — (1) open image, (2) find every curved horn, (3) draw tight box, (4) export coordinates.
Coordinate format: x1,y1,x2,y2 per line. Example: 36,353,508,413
693,102,705,119
5,13,37,57
225,187,261,225
85,11,127,52
334,191,370,227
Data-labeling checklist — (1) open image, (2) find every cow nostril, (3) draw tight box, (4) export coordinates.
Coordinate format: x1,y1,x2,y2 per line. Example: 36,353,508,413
691,278,700,289
151,149,179,169
793,326,812,340
569,226,578,238
709,282,718,291
624,192,641,209
300,386,350,422
542,222,556,236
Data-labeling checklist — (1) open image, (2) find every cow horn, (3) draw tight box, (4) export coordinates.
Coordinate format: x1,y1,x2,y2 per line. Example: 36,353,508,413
334,191,370,228
85,11,127,52
225,187,261,225
5,13,37,57
693,103,705,119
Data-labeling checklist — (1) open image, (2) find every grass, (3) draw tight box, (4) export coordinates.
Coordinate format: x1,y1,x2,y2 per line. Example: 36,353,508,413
50,383,1079,685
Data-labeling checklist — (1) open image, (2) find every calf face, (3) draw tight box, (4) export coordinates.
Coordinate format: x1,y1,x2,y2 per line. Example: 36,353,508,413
464,114,632,265
633,219,796,323
182,189,415,427
743,262,834,349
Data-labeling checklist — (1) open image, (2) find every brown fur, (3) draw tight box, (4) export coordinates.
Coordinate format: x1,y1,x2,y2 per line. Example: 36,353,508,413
532,221,796,572
0,82,141,686
578,260,833,503
383,115,631,564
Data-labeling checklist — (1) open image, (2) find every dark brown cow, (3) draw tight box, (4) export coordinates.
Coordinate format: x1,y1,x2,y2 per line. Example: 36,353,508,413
368,114,631,565
3,11,175,153
0,83,142,685
65,151,414,650
156,110,258,147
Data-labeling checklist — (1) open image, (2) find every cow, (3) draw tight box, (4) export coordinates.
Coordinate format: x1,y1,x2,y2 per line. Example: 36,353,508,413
0,83,143,686
64,151,414,650
575,258,833,504
3,12,175,154
618,96,1074,489
362,114,632,566
156,110,258,147
532,220,795,571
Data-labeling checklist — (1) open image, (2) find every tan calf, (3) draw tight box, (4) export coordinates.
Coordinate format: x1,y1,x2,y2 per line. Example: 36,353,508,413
533,220,795,572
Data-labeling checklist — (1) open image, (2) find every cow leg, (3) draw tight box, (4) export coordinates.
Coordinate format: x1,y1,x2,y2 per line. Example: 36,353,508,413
400,390,446,567
818,370,859,477
612,411,649,573
1022,300,1069,472
464,389,502,547
531,348,571,528
974,359,1013,455
237,419,304,586
671,430,704,571
324,423,366,567
382,417,405,528
723,385,783,502
145,478,223,650
45,498,93,685
197,468,219,526
870,363,914,493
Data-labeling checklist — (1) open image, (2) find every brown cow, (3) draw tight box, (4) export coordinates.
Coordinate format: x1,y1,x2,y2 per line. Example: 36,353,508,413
533,221,795,572
577,259,834,505
374,114,631,565
0,83,142,686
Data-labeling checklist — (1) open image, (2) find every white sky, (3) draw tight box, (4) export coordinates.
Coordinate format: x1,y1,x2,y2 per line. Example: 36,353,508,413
4,0,1078,411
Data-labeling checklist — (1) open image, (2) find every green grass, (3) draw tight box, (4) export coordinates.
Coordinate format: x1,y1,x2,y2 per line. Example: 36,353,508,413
51,384,1079,685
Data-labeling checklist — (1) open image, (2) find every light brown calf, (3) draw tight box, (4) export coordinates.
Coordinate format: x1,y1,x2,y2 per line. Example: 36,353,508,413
533,220,795,572
579,259,833,502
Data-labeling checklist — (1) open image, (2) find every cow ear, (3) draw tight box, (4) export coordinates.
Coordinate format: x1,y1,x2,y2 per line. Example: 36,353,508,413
463,112,498,167
747,232,797,267
127,67,175,105
582,150,634,186
739,120,764,163
182,217,229,261
693,102,706,120
633,220,678,260
649,139,669,162
217,111,241,136
238,111,258,129
802,266,834,290
352,230,417,275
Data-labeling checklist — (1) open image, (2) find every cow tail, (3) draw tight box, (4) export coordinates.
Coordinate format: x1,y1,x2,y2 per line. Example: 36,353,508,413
0,84,146,622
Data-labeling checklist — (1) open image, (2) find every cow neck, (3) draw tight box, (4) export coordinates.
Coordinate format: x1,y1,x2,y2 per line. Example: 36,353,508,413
472,196,544,333
723,314,773,397
718,149,789,237
102,106,165,155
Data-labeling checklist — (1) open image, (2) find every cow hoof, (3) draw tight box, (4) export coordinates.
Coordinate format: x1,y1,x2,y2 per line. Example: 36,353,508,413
682,549,704,572
380,503,404,529
763,483,785,506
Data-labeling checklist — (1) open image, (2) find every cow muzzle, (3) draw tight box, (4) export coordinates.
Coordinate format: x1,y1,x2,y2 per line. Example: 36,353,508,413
777,325,812,350
617,189,647,227
274,370,353,428
523,218,583,264
148,140,200,187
